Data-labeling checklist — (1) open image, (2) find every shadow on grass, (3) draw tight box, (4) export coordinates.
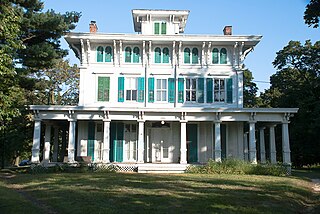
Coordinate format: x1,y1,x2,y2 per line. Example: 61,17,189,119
3,172,320,214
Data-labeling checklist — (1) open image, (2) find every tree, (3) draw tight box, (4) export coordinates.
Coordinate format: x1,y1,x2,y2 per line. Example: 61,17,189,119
0,0,80,167
304,0,320,28
262,40,320,166
243,69,261,108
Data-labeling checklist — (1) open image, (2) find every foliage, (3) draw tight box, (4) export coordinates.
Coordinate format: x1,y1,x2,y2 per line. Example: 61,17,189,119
243,69,262,107
0,0,81,168
304,0,320,28
261,40,320,166
186,159,287,176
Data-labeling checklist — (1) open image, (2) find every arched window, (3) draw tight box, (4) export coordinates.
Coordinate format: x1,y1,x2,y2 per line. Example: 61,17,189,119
212,48,219,64
162,47,169,63
192,48,199,64
220,48,227,64
154,47,161,63
184,48,191,64
132,47,140,63
125,47,132,63
105,46,112,62
97,46,104,62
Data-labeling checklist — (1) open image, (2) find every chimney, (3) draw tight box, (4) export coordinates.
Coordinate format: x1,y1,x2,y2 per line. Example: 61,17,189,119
223,26,232,35
89,21,98,33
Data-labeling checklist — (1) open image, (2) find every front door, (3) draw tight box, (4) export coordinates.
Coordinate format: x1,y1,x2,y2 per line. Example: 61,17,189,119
151,128,171,163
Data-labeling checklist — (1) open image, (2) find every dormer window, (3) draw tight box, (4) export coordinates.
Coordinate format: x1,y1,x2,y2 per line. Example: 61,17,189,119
154,22,167,35
184,47,199,64
124,46,140,63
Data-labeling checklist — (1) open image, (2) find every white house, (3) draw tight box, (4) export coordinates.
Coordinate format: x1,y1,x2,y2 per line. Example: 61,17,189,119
29,9,298,171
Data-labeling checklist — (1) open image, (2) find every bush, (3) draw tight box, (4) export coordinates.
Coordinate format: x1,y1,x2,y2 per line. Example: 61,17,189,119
186,159,287,176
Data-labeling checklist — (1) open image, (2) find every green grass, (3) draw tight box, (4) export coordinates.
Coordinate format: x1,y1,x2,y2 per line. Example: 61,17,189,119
0,171,319,213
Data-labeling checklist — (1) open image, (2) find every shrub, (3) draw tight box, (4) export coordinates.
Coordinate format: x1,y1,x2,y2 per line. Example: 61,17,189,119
186,159,287,176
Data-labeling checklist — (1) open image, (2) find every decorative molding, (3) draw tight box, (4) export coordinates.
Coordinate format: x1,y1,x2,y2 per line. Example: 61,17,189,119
86,39,91,65
80,39,86,65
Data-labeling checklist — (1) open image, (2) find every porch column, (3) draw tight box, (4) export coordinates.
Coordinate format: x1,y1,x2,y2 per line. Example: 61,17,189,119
137,120,145,163
259,127,266,164
180,120,187,164
282,122,291,165
249,121,257,164
214,121,221,162
102,119,111,163
243,132,249,161
68,119,76,163
31,119,41,163
52,126,59,162
269,125,277,164
43,124,51,162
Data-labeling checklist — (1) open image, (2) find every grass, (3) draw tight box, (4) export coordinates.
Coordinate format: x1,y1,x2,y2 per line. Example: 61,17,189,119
0,170,319,214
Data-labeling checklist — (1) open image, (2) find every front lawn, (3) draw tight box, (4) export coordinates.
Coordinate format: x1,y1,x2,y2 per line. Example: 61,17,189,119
0,171,319,213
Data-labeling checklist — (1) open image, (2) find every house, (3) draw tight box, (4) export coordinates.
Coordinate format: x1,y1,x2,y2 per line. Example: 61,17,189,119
29,9,298,172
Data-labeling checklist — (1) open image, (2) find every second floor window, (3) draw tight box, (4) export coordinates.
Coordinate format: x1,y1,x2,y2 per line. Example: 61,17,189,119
97,76,110,102
184,48,199,64
154,47,170,63
118,77,144,102
156,79,167,101
125,47,140,63
186,78,197,102
126,78,138,101
214,79,226,102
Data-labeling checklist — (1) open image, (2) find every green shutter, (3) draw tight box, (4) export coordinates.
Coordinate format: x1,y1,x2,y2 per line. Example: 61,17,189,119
125,47,131,63
154,23,160,34
184,48,190,64
206,78,213,103
98,77,110,101
220,48,227,64
118,77,124,102
97,46,103,62
87,122,95,161
192,48,199,64
162,47,169,63
148,77,154,103
212,48,219,64
198,78,204,103
168,78,175,103
105,46,112,62
138,77,145,102
154,47,161,63
178,78,184,103
133,47,140,63
161,22,167,34
227,78,233,103
187,124,198,163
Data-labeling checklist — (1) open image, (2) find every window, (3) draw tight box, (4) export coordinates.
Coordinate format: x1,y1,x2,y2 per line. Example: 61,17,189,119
97,76,110,101
212,48,228,64
154,47,170,63
214,79,225,102
184,48,199,64
97,46,104,62
154,22,166,35
156,79,167,101
220,48,227,64
126,78,138,101
105,46,112,62
186,78,197,102
124,46,140,63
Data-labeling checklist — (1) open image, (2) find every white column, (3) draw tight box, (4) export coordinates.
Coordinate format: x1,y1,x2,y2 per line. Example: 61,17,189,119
243,132,249,161
180,120,187,164
282,122,291,165
137,120,145,163
43,124,51,162
31,119,41,163
249,121,257,164
259,127,266,164
68,119,76,163
214,121,221,162
269,125,277,164
52,127,59,162
102,119,111,163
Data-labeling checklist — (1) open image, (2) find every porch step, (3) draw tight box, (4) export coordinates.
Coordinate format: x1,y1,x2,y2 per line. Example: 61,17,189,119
137,163,188,173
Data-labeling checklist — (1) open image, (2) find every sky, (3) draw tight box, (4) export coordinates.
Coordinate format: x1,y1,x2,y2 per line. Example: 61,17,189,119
43,0,319,92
